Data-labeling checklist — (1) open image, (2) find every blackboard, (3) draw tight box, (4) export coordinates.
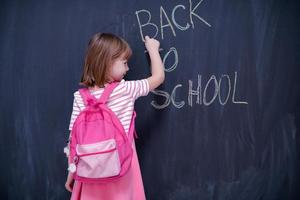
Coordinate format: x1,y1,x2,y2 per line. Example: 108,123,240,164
1,0,300,199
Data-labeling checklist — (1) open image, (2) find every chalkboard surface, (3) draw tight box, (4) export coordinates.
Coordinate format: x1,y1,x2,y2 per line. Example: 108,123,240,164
1,0,300,199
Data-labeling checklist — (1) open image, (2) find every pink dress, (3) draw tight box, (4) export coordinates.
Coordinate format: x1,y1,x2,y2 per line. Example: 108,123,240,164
67,79,149,200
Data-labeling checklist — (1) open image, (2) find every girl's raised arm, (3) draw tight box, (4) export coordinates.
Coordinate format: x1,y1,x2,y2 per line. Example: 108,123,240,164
144,36,165,91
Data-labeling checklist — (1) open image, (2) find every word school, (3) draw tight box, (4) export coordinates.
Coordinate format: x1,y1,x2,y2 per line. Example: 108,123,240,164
150,72,248,109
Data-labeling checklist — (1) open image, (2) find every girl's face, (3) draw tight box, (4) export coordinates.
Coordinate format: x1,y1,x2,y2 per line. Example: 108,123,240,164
108,55,129,82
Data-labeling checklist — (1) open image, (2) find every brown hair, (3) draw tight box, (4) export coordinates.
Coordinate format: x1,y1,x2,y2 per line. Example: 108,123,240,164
80,33,132,87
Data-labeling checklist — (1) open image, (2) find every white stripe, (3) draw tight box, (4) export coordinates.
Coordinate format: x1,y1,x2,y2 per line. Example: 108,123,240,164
108,95,132,106
118,108,134,117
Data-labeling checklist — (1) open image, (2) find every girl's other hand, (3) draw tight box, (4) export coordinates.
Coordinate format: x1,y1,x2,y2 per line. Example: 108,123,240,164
65,171,74,192
144,35,160,53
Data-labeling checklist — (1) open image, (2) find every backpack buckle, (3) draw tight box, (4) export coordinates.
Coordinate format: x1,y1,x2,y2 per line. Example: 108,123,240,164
73,155,79,164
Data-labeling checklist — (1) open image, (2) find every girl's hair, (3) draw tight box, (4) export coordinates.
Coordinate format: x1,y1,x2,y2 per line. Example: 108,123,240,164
80,33,132,87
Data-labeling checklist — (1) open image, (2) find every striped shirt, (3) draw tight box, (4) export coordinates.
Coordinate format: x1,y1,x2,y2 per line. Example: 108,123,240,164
68,79,149,135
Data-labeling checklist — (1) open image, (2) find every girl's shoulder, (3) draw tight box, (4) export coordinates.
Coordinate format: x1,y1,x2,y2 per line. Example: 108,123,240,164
121,78,150,99
72,81,125,102
72,78,149,101
73,88,104,102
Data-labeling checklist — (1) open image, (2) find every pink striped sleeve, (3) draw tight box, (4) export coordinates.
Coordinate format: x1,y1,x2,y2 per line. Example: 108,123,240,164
68,92,81,131
124,79,149,99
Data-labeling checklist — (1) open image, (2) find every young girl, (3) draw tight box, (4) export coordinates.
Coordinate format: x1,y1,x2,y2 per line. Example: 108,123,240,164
64,32,164,199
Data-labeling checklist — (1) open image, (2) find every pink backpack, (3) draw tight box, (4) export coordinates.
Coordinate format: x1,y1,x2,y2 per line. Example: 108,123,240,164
68,82,136,183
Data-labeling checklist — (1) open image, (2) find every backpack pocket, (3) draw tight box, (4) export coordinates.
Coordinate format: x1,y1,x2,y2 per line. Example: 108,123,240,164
75,139,121,178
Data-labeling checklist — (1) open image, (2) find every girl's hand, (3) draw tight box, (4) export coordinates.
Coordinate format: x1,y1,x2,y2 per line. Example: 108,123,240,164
65,171,74,192
144,35,160,53
144,36,165,91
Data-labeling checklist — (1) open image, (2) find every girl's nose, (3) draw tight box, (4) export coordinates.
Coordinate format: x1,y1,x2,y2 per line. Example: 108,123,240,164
126,66,129,71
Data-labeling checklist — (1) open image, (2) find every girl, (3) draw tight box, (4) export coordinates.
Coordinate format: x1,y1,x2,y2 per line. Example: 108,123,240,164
64,32,164,200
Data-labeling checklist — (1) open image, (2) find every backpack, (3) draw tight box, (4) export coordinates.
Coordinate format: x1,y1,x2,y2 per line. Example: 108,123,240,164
68,82,136,183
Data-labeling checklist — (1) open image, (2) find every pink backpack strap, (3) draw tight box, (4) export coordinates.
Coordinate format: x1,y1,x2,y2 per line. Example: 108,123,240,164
78,88,96,107
98,82,119,103
127,111,137,142
79,82,119,107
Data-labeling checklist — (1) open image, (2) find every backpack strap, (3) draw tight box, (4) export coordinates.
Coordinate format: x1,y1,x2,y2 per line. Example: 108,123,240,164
78,88,97,107
78,82,119,107
127,111,137,142
98,82,119,104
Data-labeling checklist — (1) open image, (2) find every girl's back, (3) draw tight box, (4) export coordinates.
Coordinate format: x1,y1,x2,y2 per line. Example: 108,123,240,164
68,79,149,134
